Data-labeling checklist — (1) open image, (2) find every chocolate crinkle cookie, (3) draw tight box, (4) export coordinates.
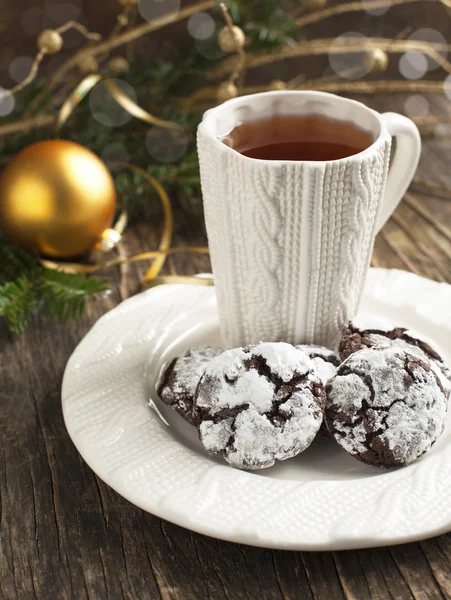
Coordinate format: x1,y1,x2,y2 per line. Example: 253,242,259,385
157,346,224,425
296,344,340,439
296,344,340,384
326,346,448,468
194,342,325,470
339,316,451,398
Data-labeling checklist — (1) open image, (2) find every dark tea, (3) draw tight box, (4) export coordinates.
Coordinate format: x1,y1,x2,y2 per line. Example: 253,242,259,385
220,113,374,161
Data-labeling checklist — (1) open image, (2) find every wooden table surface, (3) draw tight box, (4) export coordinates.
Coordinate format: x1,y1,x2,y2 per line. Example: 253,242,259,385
1,94,451,600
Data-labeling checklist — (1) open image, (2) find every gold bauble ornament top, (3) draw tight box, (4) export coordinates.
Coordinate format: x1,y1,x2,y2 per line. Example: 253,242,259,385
119,0,137,6
108,56,130,75
216,80,238,103
218,25,246,53
0,140,117,259
37,29,63,54
363,47,389,73
77,55,99,75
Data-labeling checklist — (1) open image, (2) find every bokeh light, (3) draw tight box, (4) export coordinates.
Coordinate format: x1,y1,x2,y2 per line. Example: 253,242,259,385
329,33,371,79
146,127,189,163
187,12,216,40
444,74,451,100
408,28,447,72
89,79,137,127
399,52,428,80
195,36,224,60
9,57,34,84
0,89,15,117
404,94,429,117
138,0,180,22
361,0,392,16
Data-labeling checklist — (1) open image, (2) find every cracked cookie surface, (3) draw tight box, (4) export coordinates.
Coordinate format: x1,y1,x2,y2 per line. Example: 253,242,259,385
326,346,448,468
296,344,340,438
194,342,325,470
296,344,340,384
157,346,224,425
339,316,451,397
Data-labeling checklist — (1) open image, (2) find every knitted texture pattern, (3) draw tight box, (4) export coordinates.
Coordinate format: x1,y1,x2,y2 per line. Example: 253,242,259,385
198,133,391,348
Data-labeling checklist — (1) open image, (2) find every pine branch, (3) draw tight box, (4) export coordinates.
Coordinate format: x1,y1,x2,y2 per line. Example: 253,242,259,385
0,236,40,284
0,274,39,332
40,270,110,322
0,234,110,331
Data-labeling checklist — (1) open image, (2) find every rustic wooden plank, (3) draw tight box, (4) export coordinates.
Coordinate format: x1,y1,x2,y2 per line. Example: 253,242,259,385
389,214,447,283
419,537,451,599
358,548,415,600
388,543,446,599
331,551,372,599
271,551,315,599
394,201,451,282
372,233,410,271
381,219,445,282
300,552,346,599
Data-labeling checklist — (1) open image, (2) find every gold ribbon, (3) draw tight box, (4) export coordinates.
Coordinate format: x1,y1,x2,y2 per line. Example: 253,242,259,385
40,163,211,287
117,163,173,283
145,274,214,288
56,74,186,134
49,78,210,288
40,246,211,275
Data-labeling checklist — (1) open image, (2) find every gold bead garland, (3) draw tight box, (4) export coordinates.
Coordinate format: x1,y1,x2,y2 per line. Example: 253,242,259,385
269,79,287,90
363,47,389,73
77,55,99,75
108,56,130,74
218,25,246,54
37,29,63,54
1,0,451,135
216,3,246,103
117,14,129,27
216,80,238,102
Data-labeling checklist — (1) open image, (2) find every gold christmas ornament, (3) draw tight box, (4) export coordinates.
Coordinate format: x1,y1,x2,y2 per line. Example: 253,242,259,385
108,56,130,75
363,47,389,73
37,29,63,54
119,0,137,6
77,55,99,74
269,79,287,90
216,80,238,103
218,25,245,53
0,140,117,259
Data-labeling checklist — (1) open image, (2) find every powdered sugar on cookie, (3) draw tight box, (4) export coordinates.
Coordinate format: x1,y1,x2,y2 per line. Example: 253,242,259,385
296,344,340,384
195,342,325,470
157,346,224,424
339,319,451,397
326,346,447,468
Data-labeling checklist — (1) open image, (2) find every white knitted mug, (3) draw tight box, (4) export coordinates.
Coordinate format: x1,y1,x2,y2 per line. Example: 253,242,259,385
197,91,421,348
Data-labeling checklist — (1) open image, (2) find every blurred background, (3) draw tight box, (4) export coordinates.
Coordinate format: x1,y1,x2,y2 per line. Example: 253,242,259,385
0,0,449,86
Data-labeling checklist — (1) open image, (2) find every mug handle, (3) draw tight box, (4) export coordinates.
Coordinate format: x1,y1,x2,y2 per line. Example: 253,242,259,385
376,112,422,232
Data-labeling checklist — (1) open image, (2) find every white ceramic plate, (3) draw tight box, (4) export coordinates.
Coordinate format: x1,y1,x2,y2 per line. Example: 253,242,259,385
62,268,451,550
